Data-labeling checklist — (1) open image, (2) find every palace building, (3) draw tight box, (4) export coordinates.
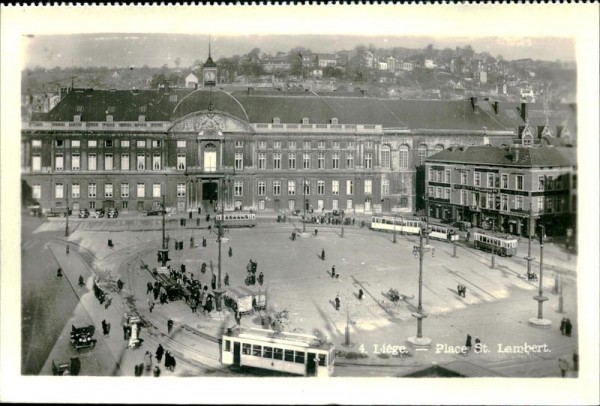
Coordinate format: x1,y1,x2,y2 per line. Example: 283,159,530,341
21,56,576,221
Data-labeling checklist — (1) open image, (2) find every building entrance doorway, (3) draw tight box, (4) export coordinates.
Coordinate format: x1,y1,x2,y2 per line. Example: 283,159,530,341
202,181,218,211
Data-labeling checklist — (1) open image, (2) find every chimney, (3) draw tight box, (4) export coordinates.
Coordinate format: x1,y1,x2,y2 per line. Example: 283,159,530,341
512,148,520,163
520,102,528,122
470,96,478,110
493,101,500,115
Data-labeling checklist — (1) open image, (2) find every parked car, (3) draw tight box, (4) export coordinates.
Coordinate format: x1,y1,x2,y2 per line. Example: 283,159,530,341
79,208,90,218
107,208,119,218
91,209,105,218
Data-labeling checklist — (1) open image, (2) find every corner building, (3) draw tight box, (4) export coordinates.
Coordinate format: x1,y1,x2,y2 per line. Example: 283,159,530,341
425,145,576,237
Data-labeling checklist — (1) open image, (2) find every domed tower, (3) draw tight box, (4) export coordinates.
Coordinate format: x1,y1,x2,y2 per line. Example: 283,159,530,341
203,38,217,87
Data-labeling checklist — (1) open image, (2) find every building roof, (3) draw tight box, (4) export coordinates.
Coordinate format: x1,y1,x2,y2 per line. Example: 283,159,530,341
426,145,576,168
30,88,572,135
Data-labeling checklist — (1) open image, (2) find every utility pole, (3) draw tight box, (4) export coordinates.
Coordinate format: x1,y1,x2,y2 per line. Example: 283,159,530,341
302,178,306,234
425,193,430,245
162,194,166,249
530,225,551,327
408,226,431,347
393,211,397,244
215,177,226,312
65,183,69,237
525,202,534,277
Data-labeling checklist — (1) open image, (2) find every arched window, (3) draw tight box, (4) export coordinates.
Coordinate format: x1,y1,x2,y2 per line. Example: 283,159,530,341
381,145,391,169
399,145,409,168
417,144,428,166
434,144,444,153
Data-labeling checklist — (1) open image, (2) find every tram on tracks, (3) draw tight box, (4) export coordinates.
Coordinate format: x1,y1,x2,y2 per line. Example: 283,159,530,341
428,224,459,242
472,231,518,256
370,215,422,235
221,327,335,377
215,211,257,228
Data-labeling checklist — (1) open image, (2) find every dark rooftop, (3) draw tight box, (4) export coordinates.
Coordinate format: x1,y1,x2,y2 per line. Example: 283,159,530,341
426,145,576,168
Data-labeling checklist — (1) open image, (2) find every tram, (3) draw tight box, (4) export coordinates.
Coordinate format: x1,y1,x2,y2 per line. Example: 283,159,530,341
472,231,518,256
428,224,459,242
221,327,335,377
215,211,257,228
370,215,422,235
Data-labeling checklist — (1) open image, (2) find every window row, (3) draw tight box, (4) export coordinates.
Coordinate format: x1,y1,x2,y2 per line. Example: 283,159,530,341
34,139,177,149
453,190,568,213
431,169,568,192
256,179,374,196
35,182,189,200
34,153,170,171
227,342,326,366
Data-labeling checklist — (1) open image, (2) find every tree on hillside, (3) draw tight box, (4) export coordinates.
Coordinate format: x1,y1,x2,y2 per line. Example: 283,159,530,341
175,57,181,69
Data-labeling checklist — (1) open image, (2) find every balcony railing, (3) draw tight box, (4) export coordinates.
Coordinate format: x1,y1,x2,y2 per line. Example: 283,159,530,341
23,121,171,132
251,123,383,134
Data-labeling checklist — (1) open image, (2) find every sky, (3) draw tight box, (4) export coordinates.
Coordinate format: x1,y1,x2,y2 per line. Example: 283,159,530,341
23,34,576,69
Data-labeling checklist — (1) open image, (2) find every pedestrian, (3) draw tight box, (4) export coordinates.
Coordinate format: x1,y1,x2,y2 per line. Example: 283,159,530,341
211,274,217,290
169,354,176,372
155,344,164,364
321,249,325,261
291,231,296,241
164,351,171,370
474,336,481,351
189,211,192,220
153,366,161,377
101,319,110,336
66,245,70,255
144,351,153,371
573,352,579,371
432,248,435,257
206,214,210,222
224,273,230,287
314,229,318,237
236,311,242,326
104,295,112,310
335,295,340,311
558,357,569,378
134,364,142,377
198,206,202,215
196,217,200,227
190,298,197,313
352,218,355,226
565,318,572,337
560,318,567,335
358,288,364,300
201,262,207,273
117,279,124,292
202,237,207,247
331,266,336,279
147,297,155,313
146,281,153,294
167,319,174,334
258,272,264,286
153,286,160,301
228,246,233,258
208,225,212,235
121,312,129,327
78,275,85,287
465,334,472,352
57,267,63,278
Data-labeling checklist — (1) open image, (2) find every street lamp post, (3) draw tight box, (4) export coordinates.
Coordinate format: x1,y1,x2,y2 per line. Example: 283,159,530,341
558,275,564,313
408,226,432,347
302,178,306,234
490,244,495,269
341,212,345,238
530,225,551,327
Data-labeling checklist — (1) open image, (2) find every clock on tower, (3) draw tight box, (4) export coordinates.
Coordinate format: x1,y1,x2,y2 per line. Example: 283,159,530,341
203,44,217,87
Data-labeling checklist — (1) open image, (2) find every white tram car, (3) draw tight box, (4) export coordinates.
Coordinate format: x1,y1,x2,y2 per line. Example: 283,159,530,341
221,327,335,377
370,215,422,235
428,224,460,242
215,211,257,228
473,231,518,256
